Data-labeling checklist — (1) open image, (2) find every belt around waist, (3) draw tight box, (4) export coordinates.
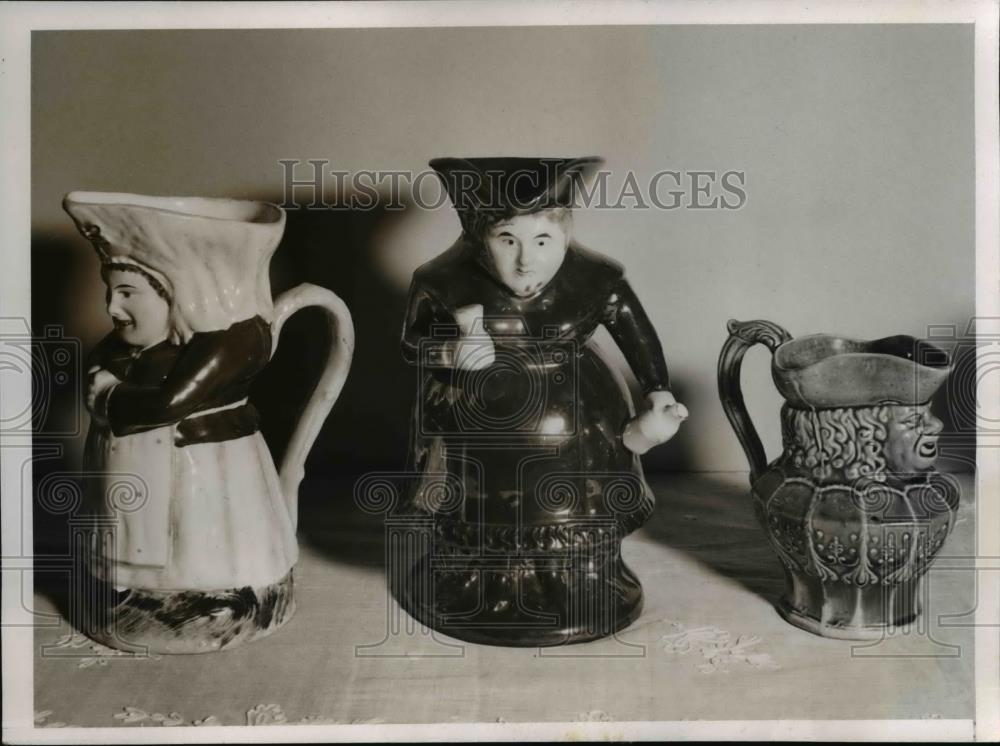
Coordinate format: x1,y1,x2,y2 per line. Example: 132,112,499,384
175,403,260,447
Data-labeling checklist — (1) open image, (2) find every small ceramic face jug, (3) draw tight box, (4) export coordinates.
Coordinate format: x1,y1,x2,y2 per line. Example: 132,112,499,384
718,319,957,639
64,192,354,653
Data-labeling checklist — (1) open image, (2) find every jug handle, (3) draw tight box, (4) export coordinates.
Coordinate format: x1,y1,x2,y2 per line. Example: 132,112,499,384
717,319,791,483
270,283,355,530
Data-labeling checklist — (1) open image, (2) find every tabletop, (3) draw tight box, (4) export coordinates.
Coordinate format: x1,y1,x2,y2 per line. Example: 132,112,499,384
31,471,976,729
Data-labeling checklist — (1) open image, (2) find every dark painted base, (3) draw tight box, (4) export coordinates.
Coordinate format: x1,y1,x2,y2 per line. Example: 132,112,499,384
396,550,644,647
79,572,296,654
778,571,923,640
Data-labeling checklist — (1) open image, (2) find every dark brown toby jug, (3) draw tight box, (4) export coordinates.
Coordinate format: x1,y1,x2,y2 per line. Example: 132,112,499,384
717,319,958,639
395,157,687,646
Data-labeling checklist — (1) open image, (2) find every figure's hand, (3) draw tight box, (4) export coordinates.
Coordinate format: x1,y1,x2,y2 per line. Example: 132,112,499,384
86,367,121,420
622,390,688,455
453,304,485,337
452,304,495,371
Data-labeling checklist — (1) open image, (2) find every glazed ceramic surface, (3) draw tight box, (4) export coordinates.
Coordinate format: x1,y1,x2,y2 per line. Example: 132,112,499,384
64,192,354,653
718,319,957,639
397,158,687,646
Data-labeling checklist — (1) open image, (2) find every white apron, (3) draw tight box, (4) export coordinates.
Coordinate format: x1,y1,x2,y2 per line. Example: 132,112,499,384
84,402,298,591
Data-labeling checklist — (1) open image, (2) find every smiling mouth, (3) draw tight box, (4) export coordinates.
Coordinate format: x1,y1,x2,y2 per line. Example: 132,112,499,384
113,319,134,330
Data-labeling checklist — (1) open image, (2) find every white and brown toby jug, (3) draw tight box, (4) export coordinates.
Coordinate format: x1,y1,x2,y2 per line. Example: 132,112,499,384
64,192,354,653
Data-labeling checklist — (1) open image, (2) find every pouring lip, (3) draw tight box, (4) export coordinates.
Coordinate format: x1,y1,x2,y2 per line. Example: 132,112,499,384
772,332,952,373
62,191,284,226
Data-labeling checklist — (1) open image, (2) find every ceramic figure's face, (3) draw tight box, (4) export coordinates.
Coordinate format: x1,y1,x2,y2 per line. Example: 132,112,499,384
105,268,171,348
483,210,570,298
884,404,944,474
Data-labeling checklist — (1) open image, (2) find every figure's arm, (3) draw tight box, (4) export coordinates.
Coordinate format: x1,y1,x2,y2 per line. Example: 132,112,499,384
602,278,687,453
401,281,454,367
85,333,135,422
401,280,494,370
602,278,672,394
97,320,270,437
86,332,132,375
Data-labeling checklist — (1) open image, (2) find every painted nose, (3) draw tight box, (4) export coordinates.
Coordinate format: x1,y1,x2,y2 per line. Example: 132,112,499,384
516,245,536,270
107,295,125,318
924,414,944,435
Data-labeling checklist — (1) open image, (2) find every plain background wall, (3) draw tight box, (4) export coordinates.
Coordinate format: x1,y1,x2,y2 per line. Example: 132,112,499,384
30,25,975,477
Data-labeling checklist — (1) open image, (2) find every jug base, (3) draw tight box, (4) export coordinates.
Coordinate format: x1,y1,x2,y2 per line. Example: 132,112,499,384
777,598,919,641
79,571,296,654
395,551,644,647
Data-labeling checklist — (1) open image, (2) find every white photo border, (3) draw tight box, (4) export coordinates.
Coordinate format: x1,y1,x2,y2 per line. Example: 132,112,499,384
2,1,997,742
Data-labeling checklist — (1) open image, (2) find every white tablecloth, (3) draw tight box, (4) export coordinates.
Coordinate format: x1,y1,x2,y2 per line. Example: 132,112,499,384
32,472,975,729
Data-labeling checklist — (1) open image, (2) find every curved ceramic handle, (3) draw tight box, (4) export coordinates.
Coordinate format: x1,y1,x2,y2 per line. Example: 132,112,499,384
717,319,792,484
271,283,355,529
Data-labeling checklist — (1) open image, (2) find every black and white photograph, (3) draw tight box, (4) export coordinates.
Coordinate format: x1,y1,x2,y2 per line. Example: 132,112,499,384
2,1,998,742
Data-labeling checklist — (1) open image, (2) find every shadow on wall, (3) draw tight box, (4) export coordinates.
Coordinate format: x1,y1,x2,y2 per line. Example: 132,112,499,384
240,189,419,570
31,231,101,559
253,188,416,480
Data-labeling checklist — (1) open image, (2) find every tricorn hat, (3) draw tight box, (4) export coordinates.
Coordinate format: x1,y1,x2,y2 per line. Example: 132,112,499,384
771,333,952,409
429,156,603,235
